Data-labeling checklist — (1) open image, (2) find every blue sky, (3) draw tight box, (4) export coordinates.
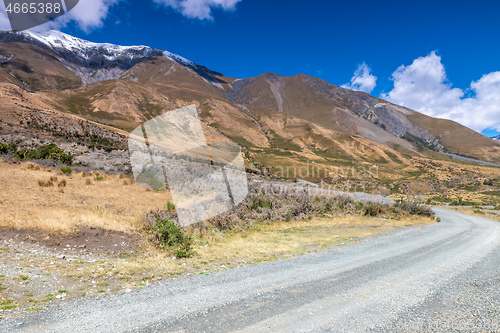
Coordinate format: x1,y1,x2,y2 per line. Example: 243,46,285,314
1,0,499,137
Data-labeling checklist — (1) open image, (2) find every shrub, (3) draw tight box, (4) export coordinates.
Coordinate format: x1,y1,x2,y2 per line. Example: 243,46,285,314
146,183,436,232
60,166,72,175
14,144,73,165
58,179,67,188
449,197,477,206
0,143,16,154
364,203,386,217
394,200,433,217
250,198,273,210
165,202,176,212
151,217,194,258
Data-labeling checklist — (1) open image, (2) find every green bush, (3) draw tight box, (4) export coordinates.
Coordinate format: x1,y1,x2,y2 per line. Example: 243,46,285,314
449,197,477,206
165,202,176,212
250,198,273,210
60,166,72,175
152,217,194,258
14,144,73,165
0,143,16,154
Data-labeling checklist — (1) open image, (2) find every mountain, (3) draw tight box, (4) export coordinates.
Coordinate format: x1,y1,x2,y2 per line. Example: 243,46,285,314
0,30,499,182
492,135,500,142
0,30,231,89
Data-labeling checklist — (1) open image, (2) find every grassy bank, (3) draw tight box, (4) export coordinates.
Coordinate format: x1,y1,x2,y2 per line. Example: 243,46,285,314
0,159,436,312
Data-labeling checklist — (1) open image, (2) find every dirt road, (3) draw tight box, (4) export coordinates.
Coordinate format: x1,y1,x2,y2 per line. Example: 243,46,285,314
1,208,499,332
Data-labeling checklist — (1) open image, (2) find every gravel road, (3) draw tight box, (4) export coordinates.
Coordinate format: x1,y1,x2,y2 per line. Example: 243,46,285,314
1,208,499,332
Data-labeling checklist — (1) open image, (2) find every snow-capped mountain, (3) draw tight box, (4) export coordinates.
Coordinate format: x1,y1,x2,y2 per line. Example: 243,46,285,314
22,30,159,62
1,30,221,86
0,30,499,166
492,135,500,142
4,30,162,84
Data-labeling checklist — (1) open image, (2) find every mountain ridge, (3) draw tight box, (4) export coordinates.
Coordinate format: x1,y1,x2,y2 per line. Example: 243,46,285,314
0,29,499,170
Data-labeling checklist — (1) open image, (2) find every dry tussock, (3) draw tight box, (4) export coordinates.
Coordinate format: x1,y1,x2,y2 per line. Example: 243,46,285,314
38,179,54,187
25,162,40,171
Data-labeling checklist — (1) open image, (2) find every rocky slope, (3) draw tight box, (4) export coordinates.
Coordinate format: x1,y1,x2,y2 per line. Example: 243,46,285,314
0,30,499,170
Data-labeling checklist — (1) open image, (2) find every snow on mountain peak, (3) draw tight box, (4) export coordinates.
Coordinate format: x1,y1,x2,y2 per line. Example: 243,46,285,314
162,51,195,67
19,30,157,61
17,30,195,67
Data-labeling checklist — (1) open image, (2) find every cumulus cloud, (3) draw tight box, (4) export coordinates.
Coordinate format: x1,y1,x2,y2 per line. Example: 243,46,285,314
60,0,120,32
381,51,500,133
0,0,119,32
342,63,377,94
154,0,242,20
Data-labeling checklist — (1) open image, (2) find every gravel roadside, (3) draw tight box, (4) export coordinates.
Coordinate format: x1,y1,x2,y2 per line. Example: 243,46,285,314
0,208,498,332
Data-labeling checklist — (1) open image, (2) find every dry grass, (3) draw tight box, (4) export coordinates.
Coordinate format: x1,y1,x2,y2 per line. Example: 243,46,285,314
446,206,500,222
196,215,434,260
25,162,41,171
0,161,172,234
38,179,54,187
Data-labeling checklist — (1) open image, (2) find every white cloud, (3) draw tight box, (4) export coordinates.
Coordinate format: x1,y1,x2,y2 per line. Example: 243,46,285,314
0,0,119,33
381,51,500,133
61,0,120,32
342,63,377,94
154,0,242,20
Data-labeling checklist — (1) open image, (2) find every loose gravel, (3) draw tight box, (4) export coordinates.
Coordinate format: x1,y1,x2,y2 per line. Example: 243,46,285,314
0,208,499,332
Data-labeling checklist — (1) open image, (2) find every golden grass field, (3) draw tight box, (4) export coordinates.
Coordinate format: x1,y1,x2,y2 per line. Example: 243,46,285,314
0,160,171,234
